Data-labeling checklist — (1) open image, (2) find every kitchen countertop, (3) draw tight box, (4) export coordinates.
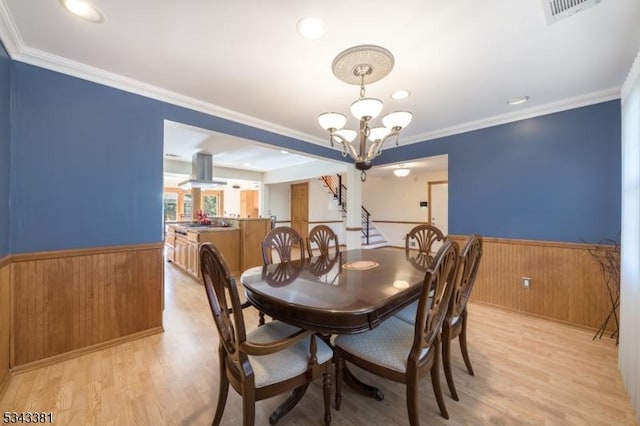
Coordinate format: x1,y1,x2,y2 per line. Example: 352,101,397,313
170,223,239,235
186,226,239,233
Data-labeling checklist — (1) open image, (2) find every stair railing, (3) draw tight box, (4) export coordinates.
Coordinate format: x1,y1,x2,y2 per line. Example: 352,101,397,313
362,206,371,245
320,174,371,244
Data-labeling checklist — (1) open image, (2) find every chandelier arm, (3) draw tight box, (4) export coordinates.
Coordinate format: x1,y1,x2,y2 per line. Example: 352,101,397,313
330,131,348,146
367,139,384,160
329,131,355,158
344,139,361,162
369,129,400,158
389,126,402,146
358,119,369,161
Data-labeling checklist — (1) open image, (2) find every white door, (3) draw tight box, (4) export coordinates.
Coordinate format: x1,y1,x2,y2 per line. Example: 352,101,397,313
429,182,448,253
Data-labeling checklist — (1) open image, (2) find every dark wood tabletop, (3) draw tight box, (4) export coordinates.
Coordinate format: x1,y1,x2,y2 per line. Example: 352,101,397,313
240,248,428,334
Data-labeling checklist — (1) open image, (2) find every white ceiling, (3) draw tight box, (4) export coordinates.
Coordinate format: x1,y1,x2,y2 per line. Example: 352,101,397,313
1,0,639,176
163,121,316,172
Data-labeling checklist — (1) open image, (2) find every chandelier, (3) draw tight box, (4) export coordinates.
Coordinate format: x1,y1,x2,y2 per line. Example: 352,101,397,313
318,45,413,181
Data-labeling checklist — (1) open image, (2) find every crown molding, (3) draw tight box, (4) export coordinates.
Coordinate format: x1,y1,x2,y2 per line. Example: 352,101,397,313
0,2,623,154
401,88,621,146
0,0,21,57
622,48,640,100
0,4,327,148
15,46,328,146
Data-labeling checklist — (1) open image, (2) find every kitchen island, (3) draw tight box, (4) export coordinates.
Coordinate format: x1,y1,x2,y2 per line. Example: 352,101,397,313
165,218,270,278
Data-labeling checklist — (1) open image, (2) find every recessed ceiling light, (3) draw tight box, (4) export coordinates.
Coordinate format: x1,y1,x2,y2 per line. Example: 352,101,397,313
243,162,250,167
507,95,529,105
59,0,105,23
391,90,411,100
297,17,325,40
280,150,289,154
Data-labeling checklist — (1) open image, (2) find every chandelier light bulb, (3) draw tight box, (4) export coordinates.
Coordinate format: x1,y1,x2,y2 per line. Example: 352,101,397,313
350,98,383,120
382,111,413,129
318,112,347,130
369,127,391,142
334,129,357,142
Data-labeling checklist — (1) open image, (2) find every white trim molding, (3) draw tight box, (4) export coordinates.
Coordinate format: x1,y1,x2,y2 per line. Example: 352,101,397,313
0,1,624,154
402,88,621,146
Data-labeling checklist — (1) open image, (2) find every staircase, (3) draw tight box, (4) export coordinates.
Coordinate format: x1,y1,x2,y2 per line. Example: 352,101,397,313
317,175,387,248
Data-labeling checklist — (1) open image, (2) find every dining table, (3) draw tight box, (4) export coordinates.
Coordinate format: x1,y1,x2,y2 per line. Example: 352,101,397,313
240,247,431,423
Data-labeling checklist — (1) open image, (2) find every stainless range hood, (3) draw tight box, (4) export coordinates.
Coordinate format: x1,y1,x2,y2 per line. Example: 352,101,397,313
178,152,227,189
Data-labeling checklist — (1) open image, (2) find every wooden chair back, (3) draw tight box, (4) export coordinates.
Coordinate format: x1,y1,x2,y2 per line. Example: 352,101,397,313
307,225,339,256
261,226,305,265
199,243,248,365
412,240,459,357
200,243,333,425
449,235,483,319
405,224,446,269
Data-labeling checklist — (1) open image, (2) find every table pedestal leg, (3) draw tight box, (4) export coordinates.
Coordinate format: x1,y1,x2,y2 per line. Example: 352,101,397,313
269,383,310,425
343,365,384,401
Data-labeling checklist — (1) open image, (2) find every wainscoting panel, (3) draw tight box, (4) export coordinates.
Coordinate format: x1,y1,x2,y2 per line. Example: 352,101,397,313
0,260,10,395
11,244,164,367
449,236,616,330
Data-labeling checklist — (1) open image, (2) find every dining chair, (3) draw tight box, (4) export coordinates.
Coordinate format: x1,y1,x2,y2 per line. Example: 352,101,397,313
306,225,340,257
259,226,306,325
199,243,333,426
261,226,305,265
405,224,446,266
442,234,483,401
334,240,459,424
394,224,447,324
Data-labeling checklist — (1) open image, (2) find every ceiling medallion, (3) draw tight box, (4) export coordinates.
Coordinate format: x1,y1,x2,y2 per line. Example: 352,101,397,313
318,45,413,181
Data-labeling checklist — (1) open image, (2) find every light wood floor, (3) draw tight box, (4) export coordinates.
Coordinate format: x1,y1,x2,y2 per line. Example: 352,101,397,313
1,261,637,425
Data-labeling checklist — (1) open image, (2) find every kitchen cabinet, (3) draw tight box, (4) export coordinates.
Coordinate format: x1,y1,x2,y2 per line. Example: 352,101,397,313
165,226,176,262
186,231,199,276
166,224,242,279
173,235,188,271
165,218,269,280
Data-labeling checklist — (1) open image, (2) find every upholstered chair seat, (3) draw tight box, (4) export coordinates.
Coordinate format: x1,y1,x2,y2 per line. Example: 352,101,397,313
334,316,428,373
247,321,334,387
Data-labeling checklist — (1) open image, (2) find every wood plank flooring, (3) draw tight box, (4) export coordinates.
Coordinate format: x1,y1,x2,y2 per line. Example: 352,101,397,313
0,260,637,425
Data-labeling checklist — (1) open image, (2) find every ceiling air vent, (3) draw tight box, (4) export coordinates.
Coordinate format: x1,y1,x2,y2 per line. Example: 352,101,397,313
542,0,601,24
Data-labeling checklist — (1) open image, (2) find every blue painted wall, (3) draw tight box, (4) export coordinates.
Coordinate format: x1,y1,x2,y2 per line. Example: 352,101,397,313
9,62,343,253
379,101,621,243
6,58,621,252
0,42,10,258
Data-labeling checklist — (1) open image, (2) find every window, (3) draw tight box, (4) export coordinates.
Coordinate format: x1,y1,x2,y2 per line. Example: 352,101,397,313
202,194,219,217
163,192,177,221
182,194,192,220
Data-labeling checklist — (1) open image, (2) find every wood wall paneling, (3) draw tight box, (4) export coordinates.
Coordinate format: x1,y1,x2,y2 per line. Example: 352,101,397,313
0,262,10,396
11,246,164,367
449,236,616,330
